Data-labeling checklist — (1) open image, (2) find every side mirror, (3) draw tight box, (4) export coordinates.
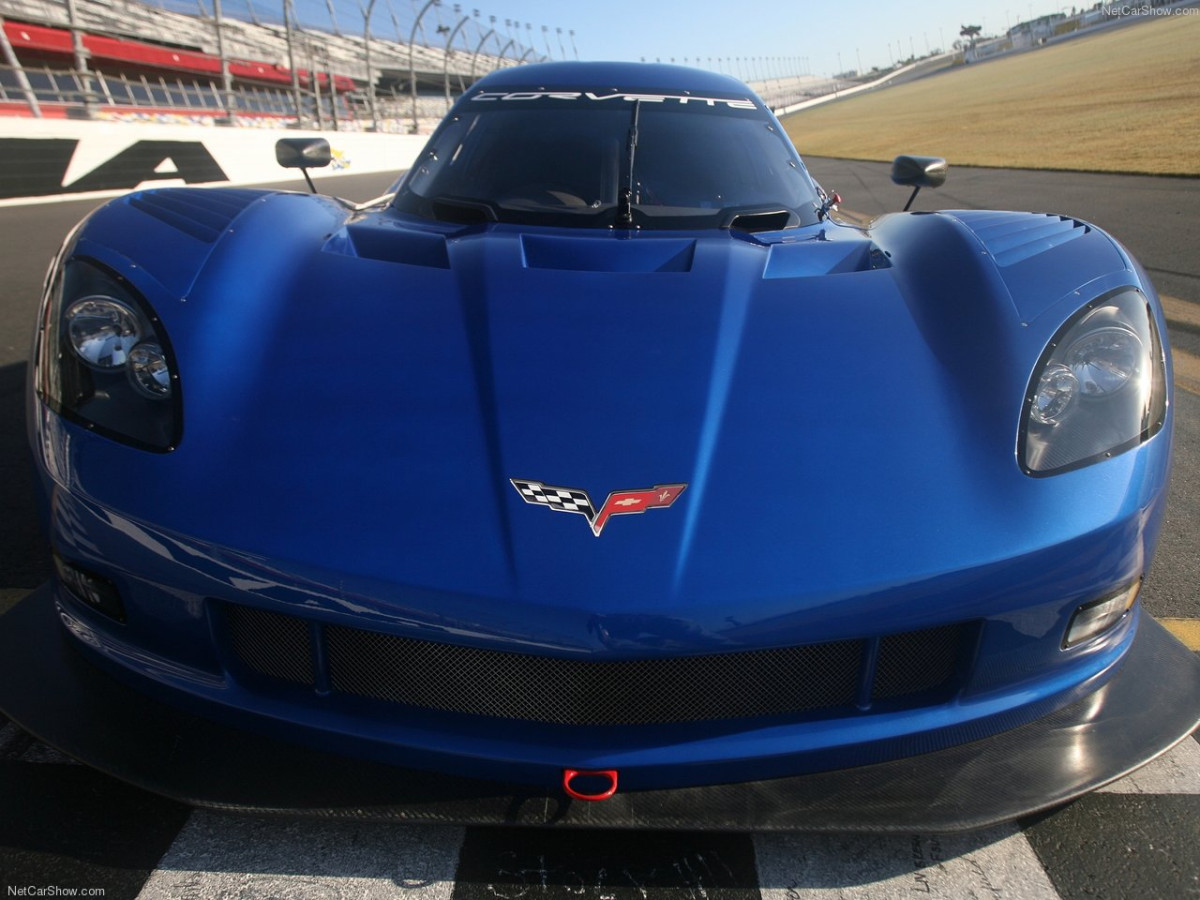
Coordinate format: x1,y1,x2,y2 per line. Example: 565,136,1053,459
891,155,948,211
276,137,332,169
276,138,332,193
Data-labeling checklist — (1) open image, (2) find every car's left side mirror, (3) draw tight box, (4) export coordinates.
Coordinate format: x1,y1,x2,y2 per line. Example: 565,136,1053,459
891,155,948,211
276,138,332,193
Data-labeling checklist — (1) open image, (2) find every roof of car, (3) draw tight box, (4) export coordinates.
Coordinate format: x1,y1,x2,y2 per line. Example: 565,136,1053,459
471,61,756,98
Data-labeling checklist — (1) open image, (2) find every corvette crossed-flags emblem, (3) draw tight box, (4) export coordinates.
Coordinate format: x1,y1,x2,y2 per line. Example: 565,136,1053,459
510,479,687,537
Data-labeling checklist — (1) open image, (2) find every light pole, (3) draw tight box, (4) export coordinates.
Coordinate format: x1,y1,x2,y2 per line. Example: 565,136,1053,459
0,14,41,117
469,24,496,80
525,23,535,61
510,20,522,59
408,0,440,133
323,0,341,35
359,0,378,131
211,0,235,122
63,0,95,117
442,8,470,111
497,37,517,68
283,0,304,124
303,37,322,129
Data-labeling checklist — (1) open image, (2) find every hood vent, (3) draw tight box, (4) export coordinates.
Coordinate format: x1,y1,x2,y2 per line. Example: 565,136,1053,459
337,220,451,268
127,188,264,243
951,210,1089,267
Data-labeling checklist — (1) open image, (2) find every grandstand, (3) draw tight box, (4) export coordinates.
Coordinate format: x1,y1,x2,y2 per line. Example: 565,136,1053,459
0,0,836,134
0,0,547,132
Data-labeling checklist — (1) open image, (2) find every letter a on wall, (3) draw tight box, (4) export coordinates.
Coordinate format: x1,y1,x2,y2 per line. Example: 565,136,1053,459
0,138,229,200
66,140,228,192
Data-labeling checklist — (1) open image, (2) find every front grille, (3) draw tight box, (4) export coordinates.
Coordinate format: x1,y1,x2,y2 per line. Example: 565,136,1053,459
226,604,314,686
872,623,966,701
325,626,862,725
225,603,973,725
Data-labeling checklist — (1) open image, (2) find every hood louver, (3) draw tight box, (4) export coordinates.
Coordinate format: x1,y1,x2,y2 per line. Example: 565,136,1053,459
127,188,264,243
951,210,1090,267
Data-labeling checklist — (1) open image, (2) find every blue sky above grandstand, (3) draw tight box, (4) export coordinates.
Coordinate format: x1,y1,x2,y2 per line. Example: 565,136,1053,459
199,0,1100,81
474,0,1095,76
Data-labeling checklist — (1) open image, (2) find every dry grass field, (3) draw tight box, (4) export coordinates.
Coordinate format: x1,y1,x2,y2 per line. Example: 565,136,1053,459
782,13,1200,175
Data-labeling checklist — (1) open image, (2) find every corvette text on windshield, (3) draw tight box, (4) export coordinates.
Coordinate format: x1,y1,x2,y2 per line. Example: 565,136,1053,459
470,91,757,109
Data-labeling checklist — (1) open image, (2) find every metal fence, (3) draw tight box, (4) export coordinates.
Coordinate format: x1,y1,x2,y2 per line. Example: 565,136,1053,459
0,0,577,130
0,61,457,130
0,0,840,128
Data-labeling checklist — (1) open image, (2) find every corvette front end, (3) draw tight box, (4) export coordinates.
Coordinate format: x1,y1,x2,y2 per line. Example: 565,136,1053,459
4,61,1198,830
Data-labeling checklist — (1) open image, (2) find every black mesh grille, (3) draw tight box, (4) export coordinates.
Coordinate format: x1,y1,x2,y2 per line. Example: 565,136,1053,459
226,604,315,686
223,602,973,725
326,626,863,725
872,623,966,701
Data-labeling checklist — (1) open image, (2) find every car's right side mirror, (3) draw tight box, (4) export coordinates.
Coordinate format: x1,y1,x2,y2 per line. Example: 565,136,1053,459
891,155,948,211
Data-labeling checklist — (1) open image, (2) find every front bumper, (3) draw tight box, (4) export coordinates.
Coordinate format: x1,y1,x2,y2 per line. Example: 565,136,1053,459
2,583,1198,831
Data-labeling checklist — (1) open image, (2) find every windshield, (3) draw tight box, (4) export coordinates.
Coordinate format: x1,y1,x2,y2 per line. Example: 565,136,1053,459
393,91,822,230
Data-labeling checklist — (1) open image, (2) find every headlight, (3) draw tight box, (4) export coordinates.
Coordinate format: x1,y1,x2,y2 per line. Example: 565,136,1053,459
1020,289,1166,475
127,343,173,399
36,257,181,452
65,297,142,368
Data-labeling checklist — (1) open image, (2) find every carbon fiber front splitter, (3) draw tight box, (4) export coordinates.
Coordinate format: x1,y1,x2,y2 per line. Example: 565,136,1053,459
1,583,1198,832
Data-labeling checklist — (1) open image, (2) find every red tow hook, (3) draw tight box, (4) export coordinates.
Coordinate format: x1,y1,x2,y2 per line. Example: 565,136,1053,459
562,768,619,801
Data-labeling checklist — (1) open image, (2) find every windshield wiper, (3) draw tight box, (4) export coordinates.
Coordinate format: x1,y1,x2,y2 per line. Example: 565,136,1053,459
615,100,641,229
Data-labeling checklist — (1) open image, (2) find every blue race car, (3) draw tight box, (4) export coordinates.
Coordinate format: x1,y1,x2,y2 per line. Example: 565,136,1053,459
5,61,1199,830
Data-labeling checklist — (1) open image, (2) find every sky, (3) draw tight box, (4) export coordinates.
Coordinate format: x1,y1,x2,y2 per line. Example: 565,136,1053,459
455,0,1091,78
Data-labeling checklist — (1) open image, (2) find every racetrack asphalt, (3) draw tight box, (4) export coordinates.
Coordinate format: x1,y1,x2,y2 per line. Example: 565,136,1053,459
0,162,1198,900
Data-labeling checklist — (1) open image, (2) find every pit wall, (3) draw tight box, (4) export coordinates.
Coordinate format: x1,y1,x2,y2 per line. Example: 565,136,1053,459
0,118,427,207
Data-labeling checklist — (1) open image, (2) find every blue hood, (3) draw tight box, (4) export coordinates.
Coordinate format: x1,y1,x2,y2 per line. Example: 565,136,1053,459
60,192,1156,652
